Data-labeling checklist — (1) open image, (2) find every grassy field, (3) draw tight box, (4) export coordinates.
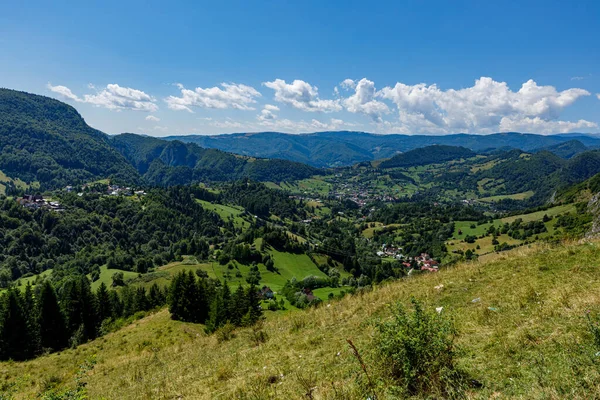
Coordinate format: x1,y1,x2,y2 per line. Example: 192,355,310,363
90,266,140,291
196,199,249,230
479,190,535,202
0,170,39,192
4,240,600,398
448,204,577,256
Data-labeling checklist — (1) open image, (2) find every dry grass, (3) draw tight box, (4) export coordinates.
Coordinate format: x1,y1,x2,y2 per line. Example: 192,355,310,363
4,240,600,399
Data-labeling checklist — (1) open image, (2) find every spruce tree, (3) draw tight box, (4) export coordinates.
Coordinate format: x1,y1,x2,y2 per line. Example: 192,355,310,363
168,272,185,321
245,284,262,325
133,287,149,312
149,283,165,308
230,285,248,326
0,288,35,360
23,283,40,353
78,276,98,341
38,281,68,352
194,273,210,323
108,290,123,319
96,282,112,323
61,278,83,341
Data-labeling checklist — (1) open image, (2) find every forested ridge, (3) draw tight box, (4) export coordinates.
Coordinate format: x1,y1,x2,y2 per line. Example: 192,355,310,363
0,89,322,189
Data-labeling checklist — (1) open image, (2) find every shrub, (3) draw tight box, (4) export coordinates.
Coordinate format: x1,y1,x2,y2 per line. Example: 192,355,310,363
376,298,468,398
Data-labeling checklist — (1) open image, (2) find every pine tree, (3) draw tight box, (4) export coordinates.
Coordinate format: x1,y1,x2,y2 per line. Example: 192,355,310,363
61,278,83,340
149,283,165,308
194,273,210,324
38,281,68,352
168,272,185,321
23,283,40,352
78,277,98,341
96,282,112,323
121,286,135,317
133,287,149,312
230,285,247,326
108,290,123,319
0,288,35,360
245,284,262,326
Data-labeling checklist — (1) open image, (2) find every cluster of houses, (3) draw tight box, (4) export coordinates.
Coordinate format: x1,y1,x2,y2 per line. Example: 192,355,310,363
414,253,440,272
64,184,146,197
16,195,64,212
376,244,404,259
106,185,145,197
375,245,440,273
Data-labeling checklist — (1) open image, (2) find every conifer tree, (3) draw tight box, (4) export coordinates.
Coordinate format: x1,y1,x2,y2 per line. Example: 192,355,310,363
148,283,165,308
78,276,98,341
230,285,247,326
133,287,149,312
96,282,112,323
108,290,123,319
168,272,185,321
38,281,68,352
245,284,262,325
0,288,35,360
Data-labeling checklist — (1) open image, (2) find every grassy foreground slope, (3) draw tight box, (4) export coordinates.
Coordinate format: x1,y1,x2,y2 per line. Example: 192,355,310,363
4,240,600,398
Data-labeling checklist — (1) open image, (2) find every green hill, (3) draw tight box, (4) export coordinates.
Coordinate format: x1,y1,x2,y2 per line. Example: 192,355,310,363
379,145,476,168
111,133,324,185
4,240,600,398
0,89,140,189
0,89,323,189
533,139,589,159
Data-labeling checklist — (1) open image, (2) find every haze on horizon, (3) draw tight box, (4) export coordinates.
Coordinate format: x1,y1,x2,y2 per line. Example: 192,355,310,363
1,0,599,136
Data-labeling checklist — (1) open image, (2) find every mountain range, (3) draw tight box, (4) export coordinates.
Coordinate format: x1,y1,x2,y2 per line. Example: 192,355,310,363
165,131,600,167
0,89,321,189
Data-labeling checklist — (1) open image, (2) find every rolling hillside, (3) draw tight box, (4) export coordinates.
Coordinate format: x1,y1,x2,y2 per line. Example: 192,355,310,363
4,240,600,398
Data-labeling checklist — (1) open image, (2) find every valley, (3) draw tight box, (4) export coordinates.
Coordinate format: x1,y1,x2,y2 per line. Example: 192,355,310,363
0,89,600,399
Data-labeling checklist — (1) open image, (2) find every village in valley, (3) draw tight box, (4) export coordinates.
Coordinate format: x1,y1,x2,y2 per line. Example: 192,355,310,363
15,183,146,211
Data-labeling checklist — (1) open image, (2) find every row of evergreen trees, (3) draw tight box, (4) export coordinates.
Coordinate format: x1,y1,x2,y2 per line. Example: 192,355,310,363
0,278,166,361
168,271,262,333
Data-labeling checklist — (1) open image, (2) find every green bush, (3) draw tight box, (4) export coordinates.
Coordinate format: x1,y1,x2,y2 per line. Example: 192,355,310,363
376,298,468,398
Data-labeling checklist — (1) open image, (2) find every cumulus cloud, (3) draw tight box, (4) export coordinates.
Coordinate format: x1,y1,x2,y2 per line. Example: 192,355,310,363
46,84,80,101
145,115,160,122
47,83,158,112
378,77,593,133
166,83,261,112
597,93,600,100
263,79,341,112
257,104,279,122
499,117,597,133
340,78,390,122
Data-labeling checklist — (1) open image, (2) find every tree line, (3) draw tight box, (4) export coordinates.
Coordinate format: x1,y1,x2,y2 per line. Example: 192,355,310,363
0,278,167,361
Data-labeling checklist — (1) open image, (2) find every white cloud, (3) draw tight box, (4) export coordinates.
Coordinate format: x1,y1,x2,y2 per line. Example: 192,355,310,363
340,79,357,90
378,77,593,133
47,83,158,112
210,119,244,129
571,76,585,81
263,79,342,112
166,82,261,112
341,78,390,122
499,117,597,133
597,93,600,100
47,83,80,101
145,115,160,122
264,104,279,112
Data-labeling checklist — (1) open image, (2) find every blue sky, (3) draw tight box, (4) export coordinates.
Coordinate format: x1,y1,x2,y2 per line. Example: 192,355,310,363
1,0,599,135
